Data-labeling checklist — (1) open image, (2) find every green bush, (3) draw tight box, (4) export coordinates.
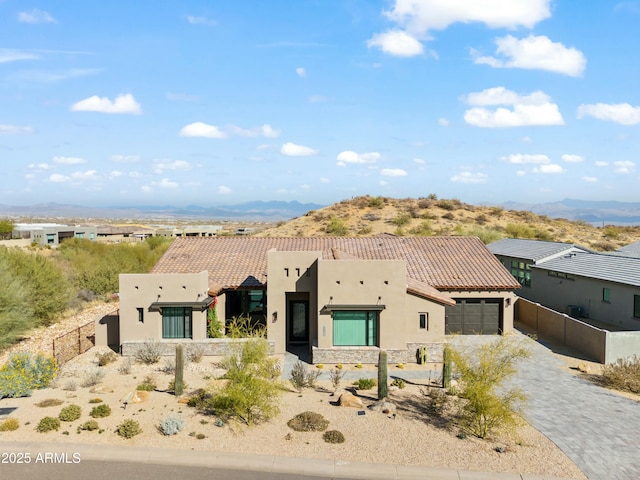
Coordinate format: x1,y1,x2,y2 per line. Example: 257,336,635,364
391,213,411,227
0,352,58,398
225,315,266,339
78,420,99,432
207,339,282,425
391,378,406,389
353,378,376,390
37,416,60,433
448,338,530,438
90,404,111,418
96,351,118,366
368,196,385,209
323,430,345,443
326,217,348,236
59,404,82,422
0,417,19,431
116,419,142,439
601,355,640,394
137,375,157,391
287,411,329,432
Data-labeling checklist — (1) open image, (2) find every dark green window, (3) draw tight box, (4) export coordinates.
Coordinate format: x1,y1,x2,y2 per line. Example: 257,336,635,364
137,307,144,323
634,295,640,319
333,311,377,346
602,288,610,303
162,307,192,339
419,313,428,330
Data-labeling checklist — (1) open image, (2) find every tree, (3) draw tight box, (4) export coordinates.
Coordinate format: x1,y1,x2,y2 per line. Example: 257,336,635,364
0,219,15,240
448,337,530,438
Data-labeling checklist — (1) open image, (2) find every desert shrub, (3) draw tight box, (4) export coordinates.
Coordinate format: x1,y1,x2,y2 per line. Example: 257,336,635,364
489,206,504,216
323,430,345,444
329,368,345,392
353,378,376,390
289,360,321,392
226,315,266,339
35,398,64,408
441,212,455,220
89,398,103,404
463,226,504,245
408,221,432,236
475,214,488,225
603,226,621,239
81,368,105,387
601,356,640,394
36,416,60,433
167,378,189,394
62,380,77,391
58,404,82,422
161,358,176,374
449,338,530,438
287,411,329,432
591,241,616,252
326,217,348,236
134,339,162,364
187,388,212,409
158,414,185,435
116,419,142,439
90,404,111,418
391,378,406,389
362,213,380,222
78,420,99,432
96,351,118,366
137,375,156,391
436,199,456,211
207,338,282,425
0,417,19,431
187,344,205,363
118,357,134,374
368,196,386,209
423,387,449,416
0,352,58,398
391,213,411,227
505,223,536,239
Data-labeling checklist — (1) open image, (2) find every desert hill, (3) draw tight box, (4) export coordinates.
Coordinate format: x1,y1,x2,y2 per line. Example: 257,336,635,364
256,195,640,251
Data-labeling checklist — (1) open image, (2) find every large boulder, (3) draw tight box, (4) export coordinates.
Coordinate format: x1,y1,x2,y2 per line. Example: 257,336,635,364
338,392,364,408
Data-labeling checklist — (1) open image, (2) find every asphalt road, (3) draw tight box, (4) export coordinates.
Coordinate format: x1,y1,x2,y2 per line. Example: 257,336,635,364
0,459,364,480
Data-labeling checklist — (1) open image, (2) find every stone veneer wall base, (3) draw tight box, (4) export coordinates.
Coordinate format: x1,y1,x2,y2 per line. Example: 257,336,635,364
121,339,275,357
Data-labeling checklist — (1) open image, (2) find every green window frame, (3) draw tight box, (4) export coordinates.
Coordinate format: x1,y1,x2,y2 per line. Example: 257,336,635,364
137,307,144,323
333,311,377,346
419,313,428,330
634,295,640,319
162,307,192,339
602,288,611,303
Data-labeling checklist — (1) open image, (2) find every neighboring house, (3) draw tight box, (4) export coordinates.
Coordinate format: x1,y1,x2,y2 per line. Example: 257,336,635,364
487,238,590,296
154,225,224,238
529,251,640,330
14,223,97,246
112,236,520,363
614,240,640,258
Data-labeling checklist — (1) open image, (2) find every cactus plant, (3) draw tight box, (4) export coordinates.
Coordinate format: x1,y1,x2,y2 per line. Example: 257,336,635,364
377,350,388,400
174,344,184,397
443,345,452,389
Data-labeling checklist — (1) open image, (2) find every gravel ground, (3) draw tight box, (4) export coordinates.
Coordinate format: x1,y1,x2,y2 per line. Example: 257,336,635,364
0,304,586,478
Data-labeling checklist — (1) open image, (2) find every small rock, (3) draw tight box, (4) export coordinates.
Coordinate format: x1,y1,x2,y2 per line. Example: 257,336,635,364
388,385,399,392
367,401,397,416
338,392,364,408
90,385,114,394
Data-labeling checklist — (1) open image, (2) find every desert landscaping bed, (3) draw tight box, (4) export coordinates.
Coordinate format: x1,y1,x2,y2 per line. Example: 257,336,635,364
0,346,585,479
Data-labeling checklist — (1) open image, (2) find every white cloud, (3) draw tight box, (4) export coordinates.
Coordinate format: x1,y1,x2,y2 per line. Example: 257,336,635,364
109,171,124,178
379,180,389,186
153,159,190,174
522,136,532,143
501,154,550,164
156,178,178,189
320,177,330,184
561,154,584,163
516,170,527,176
53,156,86,165
28,163,53,170
367,30,424,57
0,124,33,134
614,160,635,173
336,150,381,166
256,144,273,151
18,9,56,24
533,164,564,174
280,142,318,156
384,0,551,32
582,176,598,182
218,185,232,194
71,170,98,180
451,171,488,184
463,87,564,128
0,49,39,63
296,67,307,78
185,15,217,26
474,35,586,77
595,161,609,167
49,174,70,183
14,68,102,83
228,124,280,138
380,168,408,177
309,95,326,103
179,122,227,138
577,103,640,125
413,158,425,165
438,117,450,126
70,94,141,115
111,155,141,163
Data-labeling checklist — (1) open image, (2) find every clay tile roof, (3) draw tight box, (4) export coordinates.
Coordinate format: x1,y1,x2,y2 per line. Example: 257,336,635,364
152,236,520,292
406,277,456,306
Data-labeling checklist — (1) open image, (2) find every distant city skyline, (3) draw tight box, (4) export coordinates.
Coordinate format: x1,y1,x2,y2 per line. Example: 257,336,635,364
1,1,639,207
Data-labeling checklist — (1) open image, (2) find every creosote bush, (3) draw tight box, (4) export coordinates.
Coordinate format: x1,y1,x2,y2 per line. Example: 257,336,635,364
58,404,82,422
36,416,60,433
90,404,111,418
0,417,19,431
287,411,329,432
289,360,321,392
116,419,142,439
601,355,640,394
323,430,345,444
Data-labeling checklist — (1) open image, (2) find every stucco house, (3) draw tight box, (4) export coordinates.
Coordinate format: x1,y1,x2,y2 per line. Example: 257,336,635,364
107,236,520,363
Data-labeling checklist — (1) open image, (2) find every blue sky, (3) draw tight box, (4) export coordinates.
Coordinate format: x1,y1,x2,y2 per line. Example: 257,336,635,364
1,1,640,208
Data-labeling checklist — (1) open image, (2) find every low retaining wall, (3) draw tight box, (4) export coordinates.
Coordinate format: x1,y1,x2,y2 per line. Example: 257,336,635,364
606,332,640,364
311,343,444,364
121,338,275,357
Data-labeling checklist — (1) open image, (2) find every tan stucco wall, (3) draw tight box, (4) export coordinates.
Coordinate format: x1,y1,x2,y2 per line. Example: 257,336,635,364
119,271,210,343
444,290,516,334
405,292,447,342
